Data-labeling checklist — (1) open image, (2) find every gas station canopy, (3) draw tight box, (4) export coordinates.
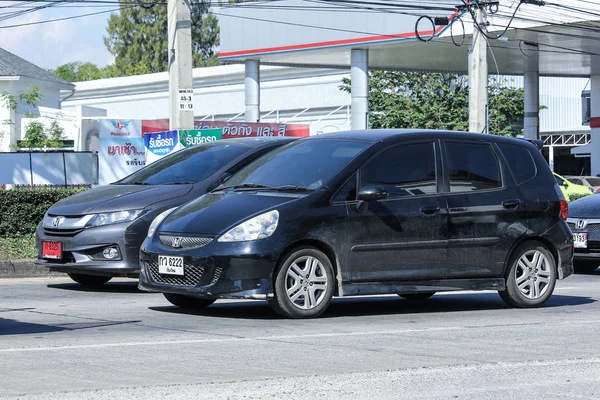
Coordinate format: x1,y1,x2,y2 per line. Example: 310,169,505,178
218,0,600,77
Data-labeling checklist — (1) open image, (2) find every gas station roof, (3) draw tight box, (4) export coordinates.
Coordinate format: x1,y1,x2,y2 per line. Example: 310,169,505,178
217,0,600,77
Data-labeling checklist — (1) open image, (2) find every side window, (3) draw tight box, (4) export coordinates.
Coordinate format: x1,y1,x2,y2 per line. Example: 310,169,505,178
360,142,437,199
555,176,565,186
333,173,357,202
497,143,537,185
445,142,502,192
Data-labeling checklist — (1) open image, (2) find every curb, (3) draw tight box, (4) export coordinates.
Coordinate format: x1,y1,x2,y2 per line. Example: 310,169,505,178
0,259,62,278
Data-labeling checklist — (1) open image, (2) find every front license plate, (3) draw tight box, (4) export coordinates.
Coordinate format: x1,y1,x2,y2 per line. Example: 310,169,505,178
158,255,184,276
573,233,588,249
42,241,62,259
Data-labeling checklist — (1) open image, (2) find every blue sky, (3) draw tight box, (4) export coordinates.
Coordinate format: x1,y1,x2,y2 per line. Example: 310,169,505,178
0,2,116,69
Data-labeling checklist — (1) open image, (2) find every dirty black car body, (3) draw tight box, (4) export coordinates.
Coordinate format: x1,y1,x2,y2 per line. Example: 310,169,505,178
35,137,296,286
139,130,573,318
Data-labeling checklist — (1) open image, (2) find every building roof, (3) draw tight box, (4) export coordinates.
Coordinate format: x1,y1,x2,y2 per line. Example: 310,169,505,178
0,47,74,87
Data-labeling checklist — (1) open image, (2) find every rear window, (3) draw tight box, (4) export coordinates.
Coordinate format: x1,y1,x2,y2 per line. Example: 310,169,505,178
498,143,537,185
586,178,600,186
445,142,502,192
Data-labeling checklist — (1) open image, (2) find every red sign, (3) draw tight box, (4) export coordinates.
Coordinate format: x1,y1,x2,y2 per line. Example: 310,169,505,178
42,241,62,259
141,120,310,139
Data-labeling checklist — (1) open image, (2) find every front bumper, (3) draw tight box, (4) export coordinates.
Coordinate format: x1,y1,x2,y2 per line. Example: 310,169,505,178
35,221,147,277
138,236,287,299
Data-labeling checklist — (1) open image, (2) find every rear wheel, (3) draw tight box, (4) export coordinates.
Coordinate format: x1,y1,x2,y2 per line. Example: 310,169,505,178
574,261,598,273
68,273,111,287
499,242,556,308
163,293,216,309
268,247,335,319
399,292,435,301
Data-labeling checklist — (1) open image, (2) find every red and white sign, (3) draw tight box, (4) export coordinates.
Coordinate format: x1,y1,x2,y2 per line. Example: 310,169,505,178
142,120,310,139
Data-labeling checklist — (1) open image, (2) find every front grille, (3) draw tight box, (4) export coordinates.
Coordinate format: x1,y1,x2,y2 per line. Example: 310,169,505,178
43,228,83,237
568,222,600,231
147,261,205,286
159,235,212,250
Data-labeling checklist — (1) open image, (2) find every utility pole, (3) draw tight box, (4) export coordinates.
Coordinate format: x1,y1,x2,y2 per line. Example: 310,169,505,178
168,0,194,131
468,3,488,134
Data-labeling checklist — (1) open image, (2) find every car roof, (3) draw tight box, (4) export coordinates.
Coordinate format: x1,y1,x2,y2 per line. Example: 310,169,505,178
302,129,538,147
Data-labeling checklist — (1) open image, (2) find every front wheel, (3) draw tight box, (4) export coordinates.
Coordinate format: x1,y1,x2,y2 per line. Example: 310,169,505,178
68,273,112,287
499,242,556,308
268,247,335,319
163,293,216,309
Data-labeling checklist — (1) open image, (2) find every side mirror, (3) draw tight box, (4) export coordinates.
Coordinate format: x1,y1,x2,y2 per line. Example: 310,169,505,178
357,186,389,202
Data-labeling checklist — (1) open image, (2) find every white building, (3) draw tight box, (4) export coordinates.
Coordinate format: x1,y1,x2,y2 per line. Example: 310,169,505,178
60,64,591,175
0,47,74,152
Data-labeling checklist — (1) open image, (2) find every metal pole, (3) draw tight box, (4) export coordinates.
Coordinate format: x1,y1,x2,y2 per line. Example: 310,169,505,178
548,145,554,172
168,0,194,131
591,74,600,175
524,50,540,140
468,5,488,133
245,60,260,123
351,49,369,130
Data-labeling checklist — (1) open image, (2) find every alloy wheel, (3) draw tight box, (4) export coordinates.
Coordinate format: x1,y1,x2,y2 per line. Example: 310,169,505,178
285,256,328,310
514,250,552,300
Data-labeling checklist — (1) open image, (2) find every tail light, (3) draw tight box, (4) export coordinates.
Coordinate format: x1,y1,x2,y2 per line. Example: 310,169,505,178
560,200,568,220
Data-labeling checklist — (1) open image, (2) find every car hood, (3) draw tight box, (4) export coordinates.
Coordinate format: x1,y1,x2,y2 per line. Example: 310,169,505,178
48,184,194,215
160,192,302,235
568,194,600,218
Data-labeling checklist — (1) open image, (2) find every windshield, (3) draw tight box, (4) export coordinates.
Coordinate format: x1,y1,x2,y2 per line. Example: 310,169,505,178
586,178,600,186
220,139,370,190
115,142,249,185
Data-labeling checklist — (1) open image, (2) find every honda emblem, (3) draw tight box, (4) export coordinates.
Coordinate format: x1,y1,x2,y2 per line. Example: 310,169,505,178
52,217,65,227
172,237,183,248
576,220,587,230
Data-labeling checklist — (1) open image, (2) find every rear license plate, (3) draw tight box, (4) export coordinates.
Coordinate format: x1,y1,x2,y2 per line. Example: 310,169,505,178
573,233,588,249
42,241,62,259
158,255,184,275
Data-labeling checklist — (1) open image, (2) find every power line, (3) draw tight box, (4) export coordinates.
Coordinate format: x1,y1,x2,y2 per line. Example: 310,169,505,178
0,5,137,28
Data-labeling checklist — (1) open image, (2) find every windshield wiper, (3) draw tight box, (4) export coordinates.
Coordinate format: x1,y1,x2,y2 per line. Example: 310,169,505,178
113,182,153,185
273,185,314,192
216,183,275,192
164,181,195,185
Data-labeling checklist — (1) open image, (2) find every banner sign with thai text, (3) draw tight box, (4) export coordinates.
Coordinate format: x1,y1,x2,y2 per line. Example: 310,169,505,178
179,128,222,147
98,119,145,185
144,130,183,165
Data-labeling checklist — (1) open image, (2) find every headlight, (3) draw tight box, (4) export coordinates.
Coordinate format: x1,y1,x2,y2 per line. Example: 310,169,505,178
86,209,144,227
218,210,279,242
147,207,177,238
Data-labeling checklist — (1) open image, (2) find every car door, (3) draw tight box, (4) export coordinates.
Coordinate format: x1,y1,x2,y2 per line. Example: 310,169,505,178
443,140,526,278
346,140,449,282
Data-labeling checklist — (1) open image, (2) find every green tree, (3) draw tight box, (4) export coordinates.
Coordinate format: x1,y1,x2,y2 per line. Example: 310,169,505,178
52,62,122,82
104,1,220,75
341,71,526,137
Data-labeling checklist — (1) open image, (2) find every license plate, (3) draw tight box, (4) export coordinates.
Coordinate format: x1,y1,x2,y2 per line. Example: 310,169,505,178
573,233,588,249
158,255,184,275
42,241,62,259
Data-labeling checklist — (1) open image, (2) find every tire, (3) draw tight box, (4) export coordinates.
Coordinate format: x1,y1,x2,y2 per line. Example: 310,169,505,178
163,293,216,309
399,292,435,301
268,247,335,319
68,273,112,287
574,261,598,273
499,242,557,308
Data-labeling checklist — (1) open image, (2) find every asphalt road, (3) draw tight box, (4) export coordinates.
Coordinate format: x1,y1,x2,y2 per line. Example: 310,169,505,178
1,272,600,399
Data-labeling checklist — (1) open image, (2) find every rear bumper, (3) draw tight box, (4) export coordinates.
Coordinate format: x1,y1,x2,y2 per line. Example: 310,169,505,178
542,221,574,280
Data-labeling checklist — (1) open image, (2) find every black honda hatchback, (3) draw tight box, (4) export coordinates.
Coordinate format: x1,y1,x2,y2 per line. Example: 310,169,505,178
139,130,574,318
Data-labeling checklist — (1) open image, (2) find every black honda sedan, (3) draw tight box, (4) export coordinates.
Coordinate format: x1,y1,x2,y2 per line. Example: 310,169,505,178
139,130,573,318
35,137,296,286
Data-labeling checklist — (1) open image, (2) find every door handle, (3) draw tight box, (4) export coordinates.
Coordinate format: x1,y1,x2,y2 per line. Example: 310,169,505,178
502,199,521,209
420,205,440,215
